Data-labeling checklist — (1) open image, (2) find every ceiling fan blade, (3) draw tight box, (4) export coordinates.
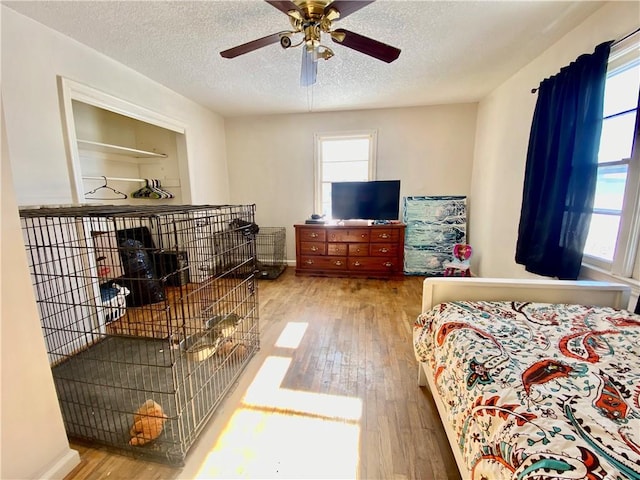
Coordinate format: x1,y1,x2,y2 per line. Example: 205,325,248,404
325,1,374,20
265,0,305,17
331,28,400,63
300,48,317,86
220,32,284,59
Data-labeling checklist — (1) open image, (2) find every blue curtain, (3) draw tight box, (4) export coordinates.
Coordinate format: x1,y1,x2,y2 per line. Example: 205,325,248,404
515,41,612,280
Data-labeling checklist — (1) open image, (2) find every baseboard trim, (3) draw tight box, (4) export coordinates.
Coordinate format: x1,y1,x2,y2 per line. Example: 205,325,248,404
40,448,80,480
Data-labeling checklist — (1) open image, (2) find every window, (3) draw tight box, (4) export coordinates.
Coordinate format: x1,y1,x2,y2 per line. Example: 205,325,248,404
583,34,640,279
314,131,377,217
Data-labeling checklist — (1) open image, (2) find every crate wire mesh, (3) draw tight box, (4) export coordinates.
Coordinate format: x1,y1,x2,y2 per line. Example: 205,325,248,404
255,227,286,279
19,204,259,466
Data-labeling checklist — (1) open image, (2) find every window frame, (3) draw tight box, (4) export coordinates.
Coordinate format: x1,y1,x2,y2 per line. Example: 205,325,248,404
582,34,640,281
313,130,378,216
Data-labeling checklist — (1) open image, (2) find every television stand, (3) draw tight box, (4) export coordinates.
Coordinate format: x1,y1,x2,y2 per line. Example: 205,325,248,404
294,223,405,279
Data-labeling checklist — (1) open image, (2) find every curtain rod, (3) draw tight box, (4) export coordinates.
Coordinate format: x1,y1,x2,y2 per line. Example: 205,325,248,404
613,26,640,47
531,26,640,94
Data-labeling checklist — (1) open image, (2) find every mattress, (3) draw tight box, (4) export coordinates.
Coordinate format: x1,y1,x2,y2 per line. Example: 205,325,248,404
413,300,640,480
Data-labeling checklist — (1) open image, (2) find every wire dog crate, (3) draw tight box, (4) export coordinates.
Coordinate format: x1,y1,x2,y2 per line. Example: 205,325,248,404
255,227,286,279
19,204,259,466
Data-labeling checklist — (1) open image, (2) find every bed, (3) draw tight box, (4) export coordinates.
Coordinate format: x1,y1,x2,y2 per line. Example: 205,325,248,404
413,277,640,480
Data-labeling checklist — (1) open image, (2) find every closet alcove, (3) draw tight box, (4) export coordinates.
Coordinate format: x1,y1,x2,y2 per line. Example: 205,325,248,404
59,77,190,205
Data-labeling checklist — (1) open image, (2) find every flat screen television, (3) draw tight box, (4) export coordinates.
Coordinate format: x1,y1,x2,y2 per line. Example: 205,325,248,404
331,180,401,220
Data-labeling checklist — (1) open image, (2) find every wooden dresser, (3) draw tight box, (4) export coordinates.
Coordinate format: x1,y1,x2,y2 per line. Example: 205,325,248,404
294,223,405,279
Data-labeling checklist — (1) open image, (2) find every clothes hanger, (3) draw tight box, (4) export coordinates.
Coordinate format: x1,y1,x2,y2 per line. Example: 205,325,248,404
84,176,128,200
132,179,161,199
154,179,174,199
131,180,147,198
131,179,174,199
149,179,167,199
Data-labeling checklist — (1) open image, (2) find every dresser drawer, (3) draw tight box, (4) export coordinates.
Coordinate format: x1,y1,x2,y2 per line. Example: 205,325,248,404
300,241,326,255
348,243,369,256
369,243,399,256
299,228,326,242
327,228,370,243
370,228,400,242
327,243,348,256
348,257,398,272
299,256,348,270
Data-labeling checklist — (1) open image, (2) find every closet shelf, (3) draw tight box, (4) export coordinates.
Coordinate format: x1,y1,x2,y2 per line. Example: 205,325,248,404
77,139,168,159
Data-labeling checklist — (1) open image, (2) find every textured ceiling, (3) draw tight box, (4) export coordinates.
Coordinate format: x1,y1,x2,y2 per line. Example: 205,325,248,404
4,0,605,117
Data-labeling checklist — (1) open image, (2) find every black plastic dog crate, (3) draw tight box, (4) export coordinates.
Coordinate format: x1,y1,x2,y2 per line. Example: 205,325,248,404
255,227,286,279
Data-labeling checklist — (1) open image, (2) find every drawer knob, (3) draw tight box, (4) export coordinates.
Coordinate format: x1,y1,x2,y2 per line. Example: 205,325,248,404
305,259,314,265
334,260,343,266
354,261,361,267
310,232,318,238
379,233,390,239
383,262,393,268
379,248,389,253
361,234,367,238
311,246,318,252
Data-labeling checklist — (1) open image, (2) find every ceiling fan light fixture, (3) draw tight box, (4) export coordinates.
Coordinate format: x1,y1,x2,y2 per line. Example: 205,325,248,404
287,8,303,21
324,7,340,22
288,15,303,31
329,30,346,42
303,23,320,47
317,45,334,60
280,34,293,49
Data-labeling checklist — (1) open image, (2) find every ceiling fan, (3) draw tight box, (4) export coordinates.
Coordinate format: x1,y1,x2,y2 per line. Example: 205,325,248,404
220,0,401,86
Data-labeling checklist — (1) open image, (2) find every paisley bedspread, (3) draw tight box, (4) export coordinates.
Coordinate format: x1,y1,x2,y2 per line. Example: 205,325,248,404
413,301,640,480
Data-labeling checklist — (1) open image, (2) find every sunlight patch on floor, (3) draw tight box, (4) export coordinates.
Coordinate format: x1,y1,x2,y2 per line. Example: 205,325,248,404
244,356,363,421
274,322,308,349
194,407,360,478
193,331,363,479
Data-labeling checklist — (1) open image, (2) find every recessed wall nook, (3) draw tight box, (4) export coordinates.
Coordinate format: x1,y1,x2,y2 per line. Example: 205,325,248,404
58,77,190,205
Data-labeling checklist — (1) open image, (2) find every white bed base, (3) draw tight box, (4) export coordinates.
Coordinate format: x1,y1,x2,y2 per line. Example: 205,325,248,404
416,277,631,480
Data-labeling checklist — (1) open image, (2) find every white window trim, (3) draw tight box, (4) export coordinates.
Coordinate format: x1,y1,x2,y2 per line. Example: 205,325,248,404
579,263,640,310
581,32,640,299
612,140,640,277
313,130,378,214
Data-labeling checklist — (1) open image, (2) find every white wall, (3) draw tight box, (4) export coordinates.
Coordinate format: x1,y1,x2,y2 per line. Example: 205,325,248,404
0,8,231,478
1,105,80,479
471,1,640,279
1,6,229,206
225,104,478,262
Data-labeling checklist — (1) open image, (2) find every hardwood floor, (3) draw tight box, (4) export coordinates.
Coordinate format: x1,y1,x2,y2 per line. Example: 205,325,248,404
64,267,460,480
